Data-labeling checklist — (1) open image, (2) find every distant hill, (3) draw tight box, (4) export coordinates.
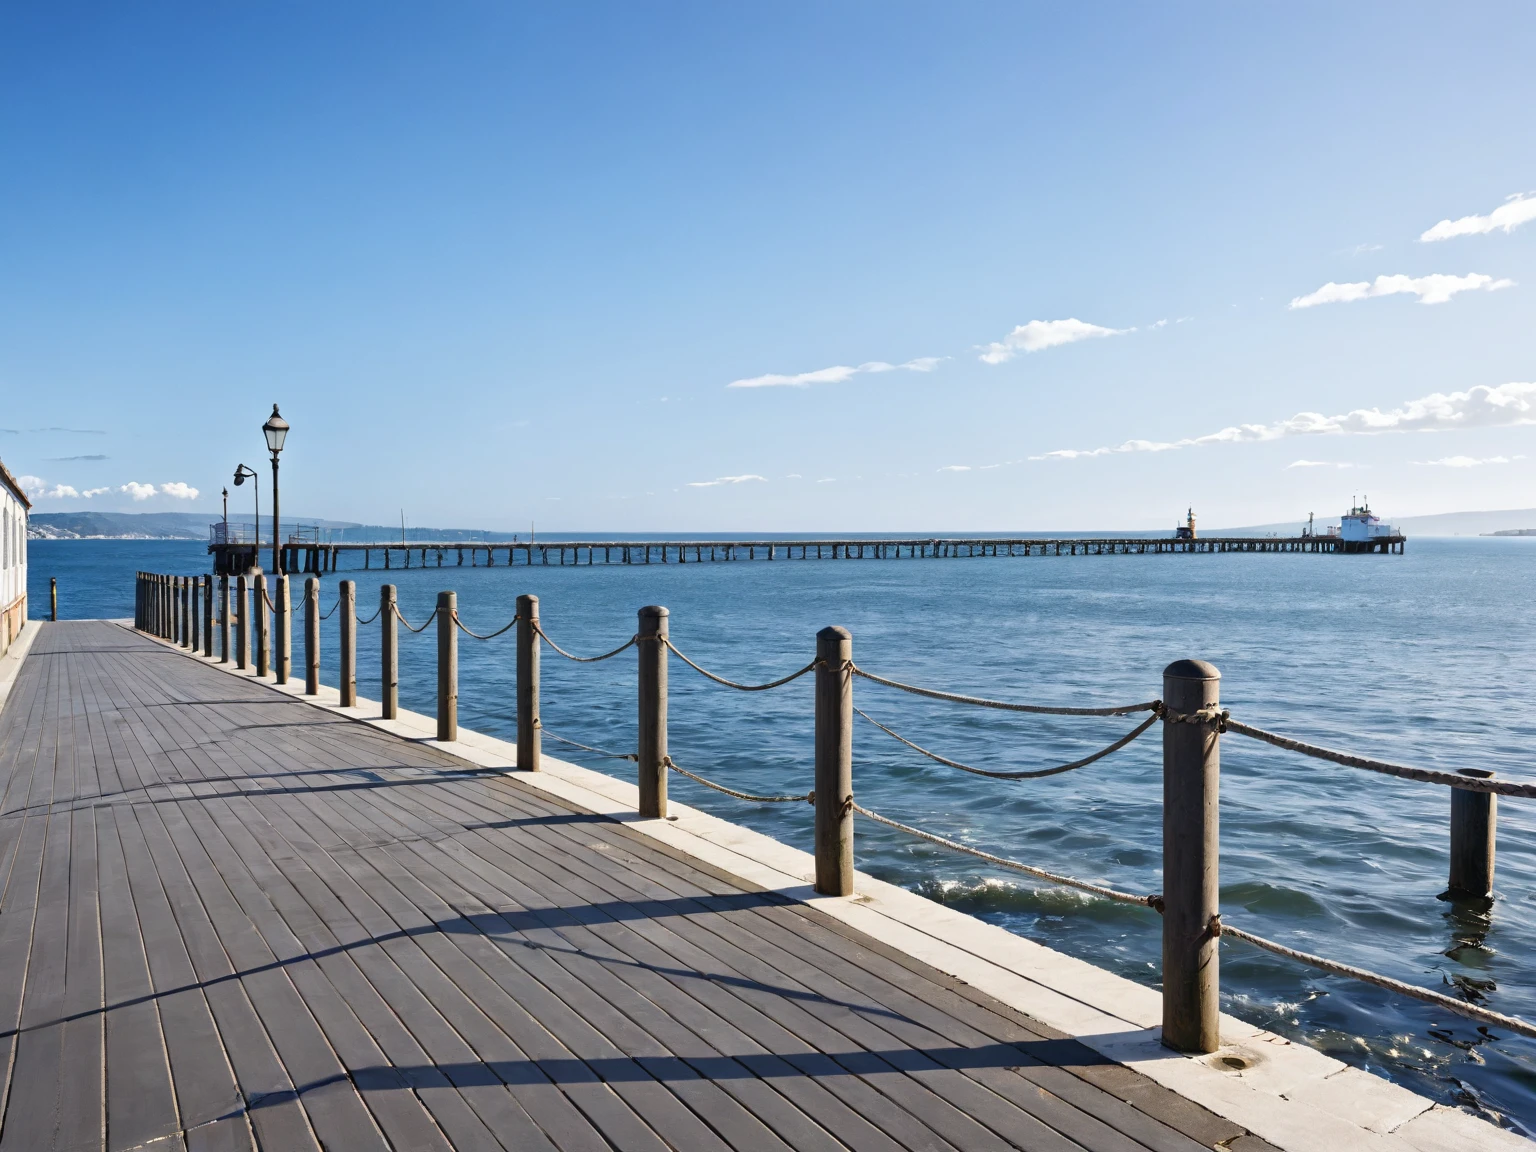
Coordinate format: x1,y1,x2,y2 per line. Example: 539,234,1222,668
1221,508,1536,538
27,511,525,542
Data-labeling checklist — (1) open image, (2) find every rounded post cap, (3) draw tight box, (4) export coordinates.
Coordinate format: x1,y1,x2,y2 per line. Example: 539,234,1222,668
1164,658,1220,681
1457,768,1496,779
817,625,852,642
437,590,455,604
638,605,669,618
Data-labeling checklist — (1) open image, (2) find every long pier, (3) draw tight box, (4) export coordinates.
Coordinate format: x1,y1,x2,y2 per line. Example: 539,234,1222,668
212,533,1406,574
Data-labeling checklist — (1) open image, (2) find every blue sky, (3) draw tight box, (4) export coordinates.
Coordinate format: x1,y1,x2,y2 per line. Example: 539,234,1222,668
2,2,1534,531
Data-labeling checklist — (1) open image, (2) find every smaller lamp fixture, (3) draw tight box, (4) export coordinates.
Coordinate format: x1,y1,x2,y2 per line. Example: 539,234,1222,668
263,404,289,455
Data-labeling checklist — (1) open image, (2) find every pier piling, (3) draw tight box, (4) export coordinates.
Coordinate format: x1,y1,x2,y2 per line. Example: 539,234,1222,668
517,593,541,772
1448,769,1497,898
1162,659,1222,1053
815,625,854,896
203,575,214,657
638,605,668,819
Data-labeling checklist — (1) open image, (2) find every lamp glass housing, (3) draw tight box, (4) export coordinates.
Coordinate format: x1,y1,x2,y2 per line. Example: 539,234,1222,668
263,405,289,454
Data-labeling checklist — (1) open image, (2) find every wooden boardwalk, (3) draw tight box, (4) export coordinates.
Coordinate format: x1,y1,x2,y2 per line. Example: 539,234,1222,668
0,621,1277,1152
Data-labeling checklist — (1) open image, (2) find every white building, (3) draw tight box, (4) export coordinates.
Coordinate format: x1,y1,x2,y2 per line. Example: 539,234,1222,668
1,460,29,654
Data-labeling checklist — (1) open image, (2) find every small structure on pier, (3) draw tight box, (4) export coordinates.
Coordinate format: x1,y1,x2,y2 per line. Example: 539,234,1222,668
1175,507,1197,540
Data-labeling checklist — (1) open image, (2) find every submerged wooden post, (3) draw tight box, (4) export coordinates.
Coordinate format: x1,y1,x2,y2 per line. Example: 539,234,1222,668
517,593,540,771
254,573,270,676
304,577,321,695
338,580,356,706
235,575,249,669
1447,770,1496,898
219,575,230,662
437,591,457,741
637,605,668,818
815,626,854,896
381,584,398,719
1162,659,1221,1053
274,574,291,684
203,575,214,657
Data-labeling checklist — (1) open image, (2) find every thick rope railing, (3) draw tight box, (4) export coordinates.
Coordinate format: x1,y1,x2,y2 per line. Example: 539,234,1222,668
851,801,1161,909
664,755,814,804
663,639,819,691
321,599,341,620
354,605,383,626
393,605,439,634
533,623,638,663
541,729,638,762
452,611,520,641
1223,717,1536,798
850,664,1159,717
855,706,1160,779
1214,917,1536,1041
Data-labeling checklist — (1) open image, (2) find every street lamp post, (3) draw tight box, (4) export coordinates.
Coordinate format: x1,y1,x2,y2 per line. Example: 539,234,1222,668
233,464,259,569
263,405,289,575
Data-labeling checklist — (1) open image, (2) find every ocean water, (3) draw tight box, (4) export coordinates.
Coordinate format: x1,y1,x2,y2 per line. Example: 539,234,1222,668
29,535,1536,1132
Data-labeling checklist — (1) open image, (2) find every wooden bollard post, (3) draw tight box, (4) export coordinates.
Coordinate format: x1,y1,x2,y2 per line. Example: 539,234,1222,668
254,572,269,677
235,575,249,669
203,575,214,657
219,575,230,662
815,626,854,896
437,591,457,741
338,580,356,706
274,574,291,684
189,576,200,651
1447,769,1496,899
305,577,321,695
50,577,57,622
638,605,668,818
517,593,540,771
180,577,190,647
1162,659,1221,1054
381,584,398,719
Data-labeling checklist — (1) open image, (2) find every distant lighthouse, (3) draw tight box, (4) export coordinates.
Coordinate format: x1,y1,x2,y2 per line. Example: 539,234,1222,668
1175,507,1197,540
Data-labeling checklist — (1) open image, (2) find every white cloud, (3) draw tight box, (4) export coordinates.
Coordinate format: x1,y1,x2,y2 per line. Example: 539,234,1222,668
979,318,1129,364
1289,272,1514,309
159,482,199,500
727,357,940,389
120,482,157,501
937,465,971,472
685,474,767,488
82,487,110,497
1286,460,1360,470
815,477,836,484
17,475,45,498
1415,454,1523,468
1421,194,1536,242
1034,381,1536,461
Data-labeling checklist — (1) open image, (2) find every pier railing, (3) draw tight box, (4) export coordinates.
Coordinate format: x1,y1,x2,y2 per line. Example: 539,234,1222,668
134,570,1527,1053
